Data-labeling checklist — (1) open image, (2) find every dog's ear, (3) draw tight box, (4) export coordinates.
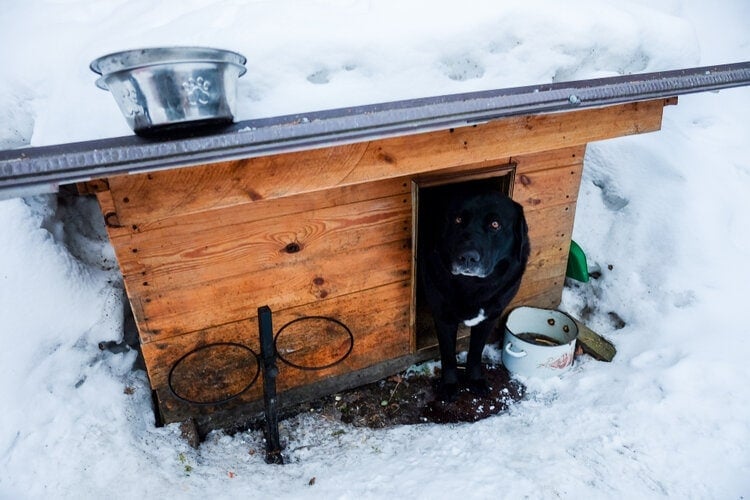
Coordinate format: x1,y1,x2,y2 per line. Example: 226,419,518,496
512,202,530,262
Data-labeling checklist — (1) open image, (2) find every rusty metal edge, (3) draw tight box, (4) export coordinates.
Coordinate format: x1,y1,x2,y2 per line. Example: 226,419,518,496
1,61,749,199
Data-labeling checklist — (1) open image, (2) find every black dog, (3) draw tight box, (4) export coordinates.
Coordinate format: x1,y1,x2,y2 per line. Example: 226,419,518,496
419,183,529,401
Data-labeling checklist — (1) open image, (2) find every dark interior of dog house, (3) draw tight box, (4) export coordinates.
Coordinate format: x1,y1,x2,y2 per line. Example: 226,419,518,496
414,167,515,349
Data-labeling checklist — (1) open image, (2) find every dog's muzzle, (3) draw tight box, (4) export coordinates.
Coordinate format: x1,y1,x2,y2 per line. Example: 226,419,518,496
451,249,489,278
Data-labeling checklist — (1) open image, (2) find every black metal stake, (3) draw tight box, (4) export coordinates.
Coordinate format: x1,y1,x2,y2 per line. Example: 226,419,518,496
258,305,284,464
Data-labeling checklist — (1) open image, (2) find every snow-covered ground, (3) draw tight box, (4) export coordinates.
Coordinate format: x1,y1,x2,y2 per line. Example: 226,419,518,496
1,1,749,498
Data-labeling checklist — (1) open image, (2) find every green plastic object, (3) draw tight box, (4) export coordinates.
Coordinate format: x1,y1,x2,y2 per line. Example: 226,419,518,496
566,240,589,282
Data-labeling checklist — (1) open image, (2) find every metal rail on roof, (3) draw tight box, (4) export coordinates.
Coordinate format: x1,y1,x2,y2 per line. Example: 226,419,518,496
1,61,749,199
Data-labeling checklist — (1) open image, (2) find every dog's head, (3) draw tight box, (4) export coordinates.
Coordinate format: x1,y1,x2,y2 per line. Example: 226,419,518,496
439,190,528,278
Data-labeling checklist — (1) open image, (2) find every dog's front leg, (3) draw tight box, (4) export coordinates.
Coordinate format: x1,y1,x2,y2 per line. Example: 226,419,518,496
434,319,460,401
465,319,495,396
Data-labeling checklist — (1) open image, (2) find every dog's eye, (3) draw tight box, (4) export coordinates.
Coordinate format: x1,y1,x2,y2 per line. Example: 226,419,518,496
454,216,463,225
489,220,501,231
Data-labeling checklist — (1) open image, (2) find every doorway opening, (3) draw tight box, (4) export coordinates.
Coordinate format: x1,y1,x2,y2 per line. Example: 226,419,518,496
412,164,516,350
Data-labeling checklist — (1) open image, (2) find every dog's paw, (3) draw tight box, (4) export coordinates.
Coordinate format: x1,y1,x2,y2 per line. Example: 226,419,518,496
466,378,490,397
438,382,460,402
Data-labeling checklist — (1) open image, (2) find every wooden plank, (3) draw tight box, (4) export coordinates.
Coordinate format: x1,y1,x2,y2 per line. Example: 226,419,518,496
145,281,411,421
421,146,585,182
105,101,666,226
122,176,411,234
514,156,584,209
508,192,582,314
512,275,566,309
136,237,411,340
575,320,617,362
512,194,585,311
524,196,577,243
411,160,514,188
93,188,132,240
513,145,586,174
106,144,369,227
113,192,412,293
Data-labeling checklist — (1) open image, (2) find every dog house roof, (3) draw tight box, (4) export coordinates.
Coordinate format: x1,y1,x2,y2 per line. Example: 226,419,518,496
1,61,748,200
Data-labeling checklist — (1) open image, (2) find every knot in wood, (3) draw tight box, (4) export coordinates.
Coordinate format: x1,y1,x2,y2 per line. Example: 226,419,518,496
284,242,301,253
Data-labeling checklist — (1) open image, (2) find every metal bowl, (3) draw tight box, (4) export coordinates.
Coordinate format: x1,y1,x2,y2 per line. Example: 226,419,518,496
502,306,578,379
90,47,247,136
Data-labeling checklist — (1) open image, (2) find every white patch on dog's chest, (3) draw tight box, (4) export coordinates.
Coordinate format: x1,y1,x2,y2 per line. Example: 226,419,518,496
463,308,486,327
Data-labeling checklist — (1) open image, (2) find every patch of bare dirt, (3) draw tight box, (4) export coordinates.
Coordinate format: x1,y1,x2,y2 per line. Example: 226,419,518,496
304,364,525,428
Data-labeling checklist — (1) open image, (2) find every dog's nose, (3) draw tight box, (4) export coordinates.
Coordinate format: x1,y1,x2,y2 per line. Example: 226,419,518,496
458,249,481,265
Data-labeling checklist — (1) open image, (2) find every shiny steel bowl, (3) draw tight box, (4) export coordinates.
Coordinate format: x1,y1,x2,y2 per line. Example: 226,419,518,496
90,47,247,135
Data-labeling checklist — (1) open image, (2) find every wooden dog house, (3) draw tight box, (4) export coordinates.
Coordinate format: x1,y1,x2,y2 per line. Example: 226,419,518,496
84,98,672,430
4,63,748,434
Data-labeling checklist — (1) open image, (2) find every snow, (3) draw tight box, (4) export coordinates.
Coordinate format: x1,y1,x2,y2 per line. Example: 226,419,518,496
1,0,749,498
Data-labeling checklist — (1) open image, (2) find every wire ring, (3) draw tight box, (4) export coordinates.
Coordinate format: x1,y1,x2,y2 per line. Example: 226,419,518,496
168,342,260,406
274,316,354,371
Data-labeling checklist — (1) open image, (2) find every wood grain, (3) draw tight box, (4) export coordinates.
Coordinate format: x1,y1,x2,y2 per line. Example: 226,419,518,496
116,193,411,293
136,237,411,340
145,281,411,420
104,101,665,225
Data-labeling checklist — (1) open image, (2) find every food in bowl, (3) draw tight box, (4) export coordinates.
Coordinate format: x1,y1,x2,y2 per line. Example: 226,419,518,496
502,306,578,378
